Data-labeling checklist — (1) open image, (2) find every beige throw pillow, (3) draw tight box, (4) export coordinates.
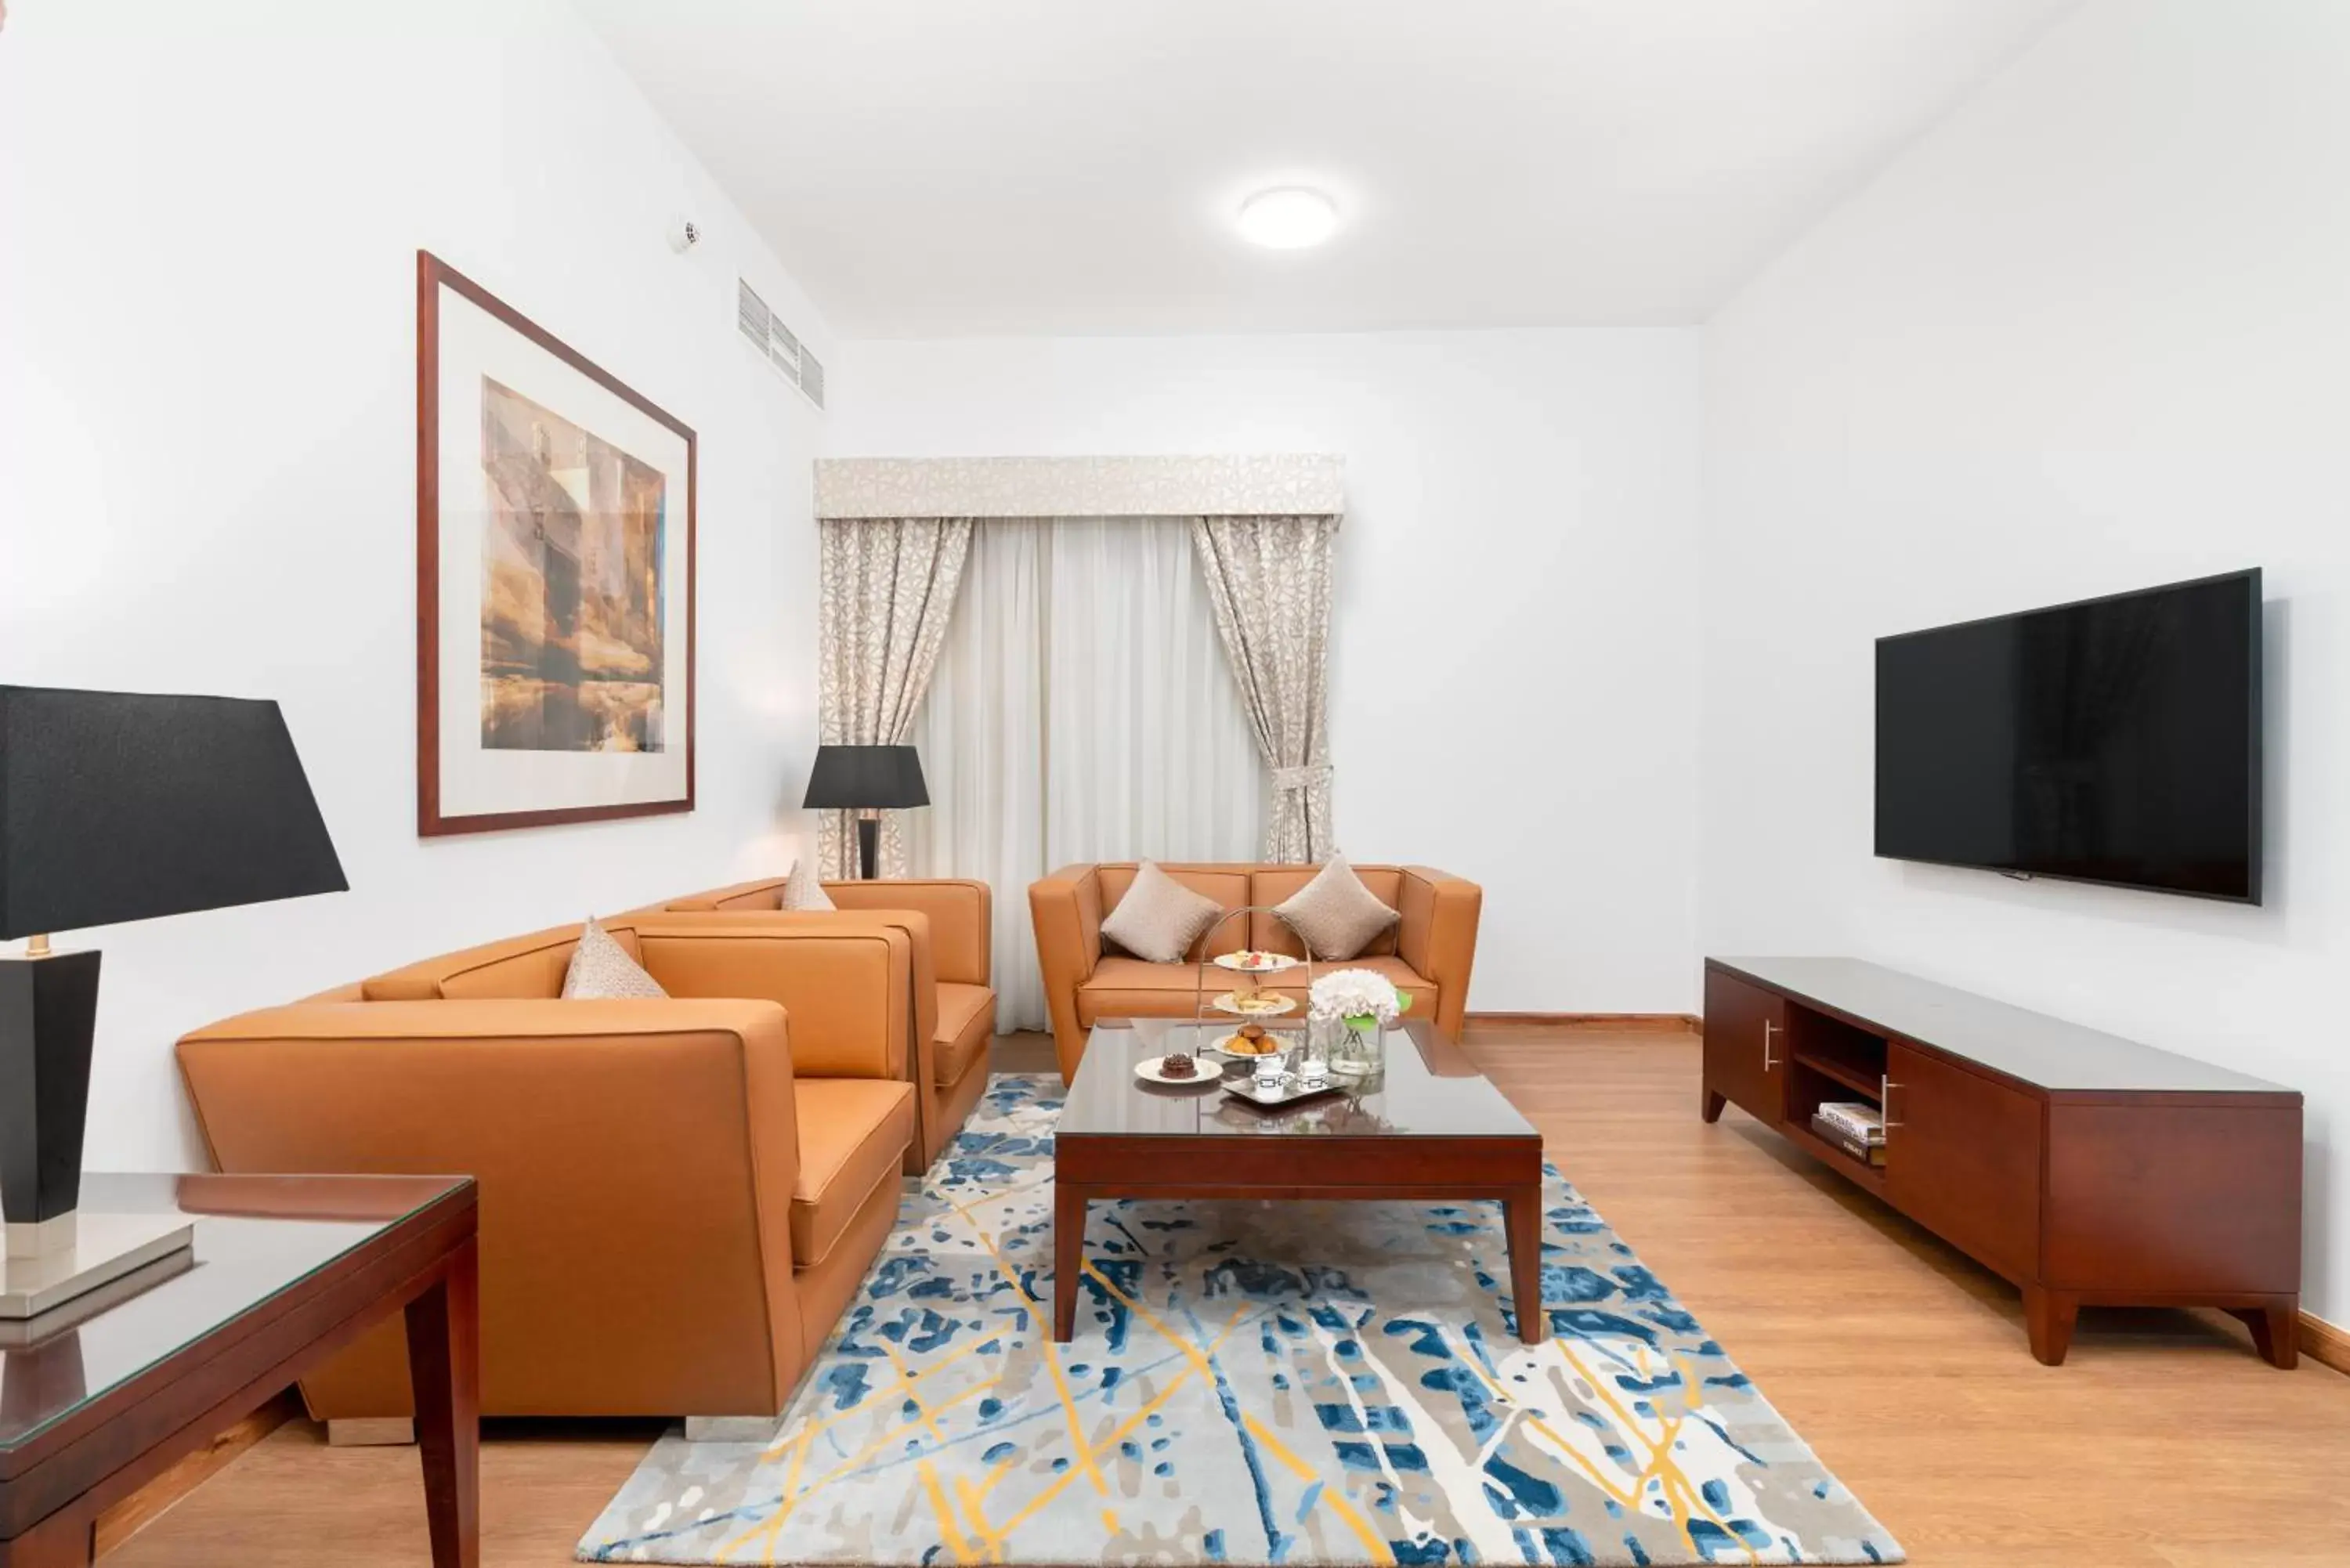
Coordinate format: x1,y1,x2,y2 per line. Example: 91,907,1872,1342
1101,861,1225,964
561,917,668,999
1274,856,1402,961
783,856,835,911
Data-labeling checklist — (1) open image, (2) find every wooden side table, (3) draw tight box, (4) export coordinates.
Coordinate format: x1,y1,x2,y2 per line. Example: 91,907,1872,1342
0,1173,479,1566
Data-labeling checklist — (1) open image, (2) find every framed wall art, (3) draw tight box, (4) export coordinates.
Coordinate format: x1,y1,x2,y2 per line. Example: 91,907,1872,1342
416,251,695,836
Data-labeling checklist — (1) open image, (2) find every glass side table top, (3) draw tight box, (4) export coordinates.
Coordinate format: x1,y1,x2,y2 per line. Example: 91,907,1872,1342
0,1172,470,1452
1061,1018,1538,1140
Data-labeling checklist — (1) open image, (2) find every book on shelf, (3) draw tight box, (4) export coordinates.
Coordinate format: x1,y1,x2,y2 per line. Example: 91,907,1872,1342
1814,1100,1884,1140
1811,1109,1887,1165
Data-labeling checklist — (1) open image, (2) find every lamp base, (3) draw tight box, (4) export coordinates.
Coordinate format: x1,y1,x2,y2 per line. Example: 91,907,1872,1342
0,1209,194,1320
857,815,880,880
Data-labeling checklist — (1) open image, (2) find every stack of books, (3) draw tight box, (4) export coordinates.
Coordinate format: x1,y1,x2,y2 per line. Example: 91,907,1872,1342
1812,1100,1886,1166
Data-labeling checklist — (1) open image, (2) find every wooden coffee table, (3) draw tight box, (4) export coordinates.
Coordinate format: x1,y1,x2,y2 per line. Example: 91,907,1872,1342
1054,1019,1546,1343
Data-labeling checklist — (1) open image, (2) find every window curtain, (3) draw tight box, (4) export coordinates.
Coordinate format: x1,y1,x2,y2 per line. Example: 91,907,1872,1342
815,517,974,879
1191,515,1340,862
912,518,1264,1028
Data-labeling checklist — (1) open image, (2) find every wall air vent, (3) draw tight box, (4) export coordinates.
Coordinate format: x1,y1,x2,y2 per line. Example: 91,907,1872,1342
736,277,823,410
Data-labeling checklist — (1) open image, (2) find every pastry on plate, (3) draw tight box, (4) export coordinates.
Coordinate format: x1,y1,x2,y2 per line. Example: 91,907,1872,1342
1159,1052,1198,1079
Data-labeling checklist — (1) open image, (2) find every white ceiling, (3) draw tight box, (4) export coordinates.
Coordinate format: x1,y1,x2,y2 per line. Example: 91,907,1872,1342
577,0,2077,338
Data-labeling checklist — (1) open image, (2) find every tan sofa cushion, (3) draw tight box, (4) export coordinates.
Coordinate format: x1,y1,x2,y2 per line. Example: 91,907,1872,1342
790,1078,913,1267
1271,857,1402,962
783,857,836,912
1100,861,1227,963
935,982,994,1086
561,918,668,999
1249,866,1403,958
1076,955,1438,1027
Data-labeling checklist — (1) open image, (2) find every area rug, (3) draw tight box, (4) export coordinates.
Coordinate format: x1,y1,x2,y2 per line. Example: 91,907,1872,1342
580,1075,1900,1566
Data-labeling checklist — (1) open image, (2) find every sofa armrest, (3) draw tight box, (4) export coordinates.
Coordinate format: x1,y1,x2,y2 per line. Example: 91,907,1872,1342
824,879,992,988
1396,867,1483,1039
176,997,805,1414
627,916,914,1082
647,876,790,914
1029,865,1105,1081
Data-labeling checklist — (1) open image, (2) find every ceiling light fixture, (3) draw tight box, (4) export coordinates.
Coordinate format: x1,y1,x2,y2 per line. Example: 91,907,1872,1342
1236,186,1340,250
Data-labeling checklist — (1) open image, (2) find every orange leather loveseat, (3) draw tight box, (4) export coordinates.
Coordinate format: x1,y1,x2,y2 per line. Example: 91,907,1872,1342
175,912,916,1428
631,876,995,1170
1027,862,1481,1082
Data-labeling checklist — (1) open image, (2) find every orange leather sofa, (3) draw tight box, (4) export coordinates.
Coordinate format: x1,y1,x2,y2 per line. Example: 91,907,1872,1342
175,913,916,1425
1027,862,1482,1082
633,876,994,1171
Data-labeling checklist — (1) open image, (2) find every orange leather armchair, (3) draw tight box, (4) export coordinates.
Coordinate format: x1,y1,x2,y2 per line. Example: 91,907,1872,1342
1028,862,1481,1082
175,915,915,1426
638,876,995,1171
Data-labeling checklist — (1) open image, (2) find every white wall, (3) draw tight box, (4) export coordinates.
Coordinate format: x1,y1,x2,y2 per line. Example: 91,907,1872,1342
1701,0,2350,1317
0,0,829,1169
830,331,1705,1015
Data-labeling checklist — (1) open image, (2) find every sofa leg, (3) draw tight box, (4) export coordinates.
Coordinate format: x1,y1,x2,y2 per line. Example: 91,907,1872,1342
684,1415,782,1443
327,1418,416,1447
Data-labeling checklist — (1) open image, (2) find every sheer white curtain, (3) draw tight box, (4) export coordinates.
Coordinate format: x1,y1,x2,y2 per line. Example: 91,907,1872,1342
911,518,1264,1028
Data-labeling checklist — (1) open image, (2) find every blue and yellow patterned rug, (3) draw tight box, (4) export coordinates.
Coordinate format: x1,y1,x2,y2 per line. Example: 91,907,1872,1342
579,1075,1900,1565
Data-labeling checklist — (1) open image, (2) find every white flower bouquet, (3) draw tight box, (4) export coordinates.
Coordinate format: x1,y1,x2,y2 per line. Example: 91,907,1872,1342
1308,967,1412,1030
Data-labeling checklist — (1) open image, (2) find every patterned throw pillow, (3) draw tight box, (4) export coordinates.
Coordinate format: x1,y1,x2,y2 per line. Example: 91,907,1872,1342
782,856,835,911
1274,856,1401,961
561,917,668,999
1101,861,1226,964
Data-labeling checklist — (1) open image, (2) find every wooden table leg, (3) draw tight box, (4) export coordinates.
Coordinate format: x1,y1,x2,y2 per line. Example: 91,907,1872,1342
405,1237,480,1568
2232,1299,2300,1369
1502,1186,1546,1344
1053,1181,1086,1343
0,1505,94,1567
2023,1282,2077,1366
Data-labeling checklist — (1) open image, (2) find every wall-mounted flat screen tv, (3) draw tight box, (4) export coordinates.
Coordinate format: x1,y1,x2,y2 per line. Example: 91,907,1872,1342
1875,569,2262,903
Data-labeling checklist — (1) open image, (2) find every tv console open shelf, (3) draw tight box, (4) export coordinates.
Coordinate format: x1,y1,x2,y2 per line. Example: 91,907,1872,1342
1703,957,2302,1367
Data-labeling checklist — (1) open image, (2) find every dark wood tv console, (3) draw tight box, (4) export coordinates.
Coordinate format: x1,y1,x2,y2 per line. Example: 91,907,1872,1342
1702,957,2301,1367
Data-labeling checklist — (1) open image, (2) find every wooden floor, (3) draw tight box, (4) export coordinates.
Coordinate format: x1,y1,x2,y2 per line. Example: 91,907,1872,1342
110,1027,2350,1566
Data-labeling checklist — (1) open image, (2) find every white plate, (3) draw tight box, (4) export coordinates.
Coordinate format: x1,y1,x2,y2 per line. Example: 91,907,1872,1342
1209,991,1297,1017
1211,951,1303,975
1134,1055,1219,1087
1202,1030,1293,1060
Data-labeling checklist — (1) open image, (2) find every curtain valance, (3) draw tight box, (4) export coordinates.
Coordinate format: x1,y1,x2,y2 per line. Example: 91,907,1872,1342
814,454,1344,521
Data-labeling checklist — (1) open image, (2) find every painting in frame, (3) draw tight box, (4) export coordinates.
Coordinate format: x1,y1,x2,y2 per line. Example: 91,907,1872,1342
416,250,695,836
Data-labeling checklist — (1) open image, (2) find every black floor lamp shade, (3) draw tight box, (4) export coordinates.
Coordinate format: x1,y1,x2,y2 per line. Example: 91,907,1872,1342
0,687,346,1248
803,745,928,880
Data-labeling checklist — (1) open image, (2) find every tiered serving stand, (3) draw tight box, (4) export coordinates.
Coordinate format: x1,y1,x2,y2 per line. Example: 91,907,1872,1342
1192,905,1312,1060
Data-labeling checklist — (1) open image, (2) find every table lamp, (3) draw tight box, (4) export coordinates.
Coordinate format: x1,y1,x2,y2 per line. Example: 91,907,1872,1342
0,687,346,1317
801,744,927,880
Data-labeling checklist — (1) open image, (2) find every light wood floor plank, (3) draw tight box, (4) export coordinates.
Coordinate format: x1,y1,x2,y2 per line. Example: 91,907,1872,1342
107,1029,2350,1566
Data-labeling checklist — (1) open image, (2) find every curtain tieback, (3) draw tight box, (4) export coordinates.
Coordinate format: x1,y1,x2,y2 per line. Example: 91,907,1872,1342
1271,764,1332,792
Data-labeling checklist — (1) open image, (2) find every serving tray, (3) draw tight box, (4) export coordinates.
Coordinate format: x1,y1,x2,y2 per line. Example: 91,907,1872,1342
1222,1072,1344,1110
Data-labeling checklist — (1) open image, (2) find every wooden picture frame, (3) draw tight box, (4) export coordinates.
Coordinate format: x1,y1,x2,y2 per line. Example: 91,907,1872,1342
416,251,696,836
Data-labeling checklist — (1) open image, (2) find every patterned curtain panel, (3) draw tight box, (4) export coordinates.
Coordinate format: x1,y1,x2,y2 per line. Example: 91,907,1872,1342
815,517,974,877
1190,514,1340,862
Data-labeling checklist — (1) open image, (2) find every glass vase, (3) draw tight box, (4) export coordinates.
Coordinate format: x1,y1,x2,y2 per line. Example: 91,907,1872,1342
1326,1016,1385,1080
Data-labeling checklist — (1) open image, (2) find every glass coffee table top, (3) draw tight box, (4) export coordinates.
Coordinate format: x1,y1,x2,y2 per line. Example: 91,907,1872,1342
1061,1019,1538,1140
0,1172,470,1452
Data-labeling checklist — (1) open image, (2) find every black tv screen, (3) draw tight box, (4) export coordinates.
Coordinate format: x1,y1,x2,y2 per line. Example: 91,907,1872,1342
1875,570,2262,903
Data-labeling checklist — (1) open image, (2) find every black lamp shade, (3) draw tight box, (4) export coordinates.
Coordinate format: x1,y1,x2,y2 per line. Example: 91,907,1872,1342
0,687,348,941
802,745,929,811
